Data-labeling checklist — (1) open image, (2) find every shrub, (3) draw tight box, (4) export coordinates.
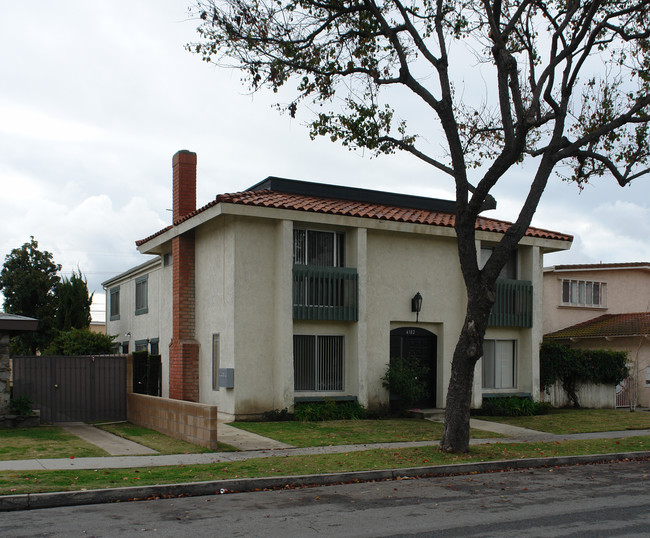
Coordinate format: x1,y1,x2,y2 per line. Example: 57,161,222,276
294,399,366,421
10,396,33,416
540,342,628,407
381,357,430,411
262,408,293,421
45,328,117,356
479,396,551,417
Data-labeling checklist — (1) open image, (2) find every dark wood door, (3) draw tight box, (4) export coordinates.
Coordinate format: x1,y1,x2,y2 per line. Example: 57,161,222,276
389,327,437,408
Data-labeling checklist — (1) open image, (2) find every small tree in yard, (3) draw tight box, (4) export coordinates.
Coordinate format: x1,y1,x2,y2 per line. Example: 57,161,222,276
189,1,650,452
56,270,93,332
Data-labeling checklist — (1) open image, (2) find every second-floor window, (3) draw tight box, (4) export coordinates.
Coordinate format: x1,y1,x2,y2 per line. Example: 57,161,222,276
135,275,148,315
294,229,345,267
561,279,606,307
481,246,517,280
109,286,120,321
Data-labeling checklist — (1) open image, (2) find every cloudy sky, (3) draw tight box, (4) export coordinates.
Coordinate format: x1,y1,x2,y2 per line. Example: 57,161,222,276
1,2,649,322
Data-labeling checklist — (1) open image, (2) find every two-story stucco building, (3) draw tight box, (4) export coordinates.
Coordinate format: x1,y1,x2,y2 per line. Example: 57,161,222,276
543,263,650,408
104,150,572,422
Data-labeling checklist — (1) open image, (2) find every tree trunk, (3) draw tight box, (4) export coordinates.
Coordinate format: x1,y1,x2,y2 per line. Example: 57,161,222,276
440,291,493,453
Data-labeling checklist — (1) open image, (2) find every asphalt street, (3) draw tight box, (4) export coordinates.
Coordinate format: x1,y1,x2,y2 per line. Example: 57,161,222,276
2,459,649,537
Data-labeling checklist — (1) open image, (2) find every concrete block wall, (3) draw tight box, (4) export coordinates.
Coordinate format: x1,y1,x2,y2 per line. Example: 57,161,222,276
127,392,219,449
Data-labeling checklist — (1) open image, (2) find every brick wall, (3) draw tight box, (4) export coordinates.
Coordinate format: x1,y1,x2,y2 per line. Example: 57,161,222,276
172,150,197,224
169,150,200,402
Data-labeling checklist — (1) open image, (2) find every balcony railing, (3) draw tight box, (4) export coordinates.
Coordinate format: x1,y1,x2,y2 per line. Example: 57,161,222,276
293,265,358,321
488,278,533,328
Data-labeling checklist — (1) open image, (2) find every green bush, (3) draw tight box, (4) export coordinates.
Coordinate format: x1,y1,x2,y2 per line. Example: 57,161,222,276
262,408,293,421
479,396,551,417
294,399,367,421
10,396,34,416
381,357,430,411
540,342,628,407
45,328,117,356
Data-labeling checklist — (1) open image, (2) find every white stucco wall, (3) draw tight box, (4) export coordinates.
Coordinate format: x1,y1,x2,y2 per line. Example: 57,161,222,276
120,202,567,420
104,258,170,382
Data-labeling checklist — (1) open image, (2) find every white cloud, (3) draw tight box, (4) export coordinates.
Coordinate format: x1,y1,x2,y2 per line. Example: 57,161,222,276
0,104,103,141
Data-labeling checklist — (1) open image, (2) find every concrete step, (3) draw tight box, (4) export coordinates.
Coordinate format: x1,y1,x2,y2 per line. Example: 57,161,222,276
409,408,445,421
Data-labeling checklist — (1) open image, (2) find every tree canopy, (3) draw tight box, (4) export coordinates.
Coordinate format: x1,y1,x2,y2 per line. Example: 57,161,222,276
56,270,93,332
0,238,97,355
189,0,650,452
0,237,61,354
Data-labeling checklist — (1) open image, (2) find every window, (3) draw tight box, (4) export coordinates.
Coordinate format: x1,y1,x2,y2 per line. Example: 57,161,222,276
482,340,516,389
135,340,148,352
150,338,159,355
212,334,220,391
122,341,129,354
561,279,606,307
109,286,120,321
294,229,345,267
294,335,344,391
163,252,172,267
481,247,517,279
135,275,148,315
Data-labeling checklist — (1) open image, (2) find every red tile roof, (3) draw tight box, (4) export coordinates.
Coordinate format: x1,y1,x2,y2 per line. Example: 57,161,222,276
136,189,573,247
545,312,650,340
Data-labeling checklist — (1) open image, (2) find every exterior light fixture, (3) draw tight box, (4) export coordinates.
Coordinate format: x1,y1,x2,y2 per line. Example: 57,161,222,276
125,332,131,338
411,292,423,322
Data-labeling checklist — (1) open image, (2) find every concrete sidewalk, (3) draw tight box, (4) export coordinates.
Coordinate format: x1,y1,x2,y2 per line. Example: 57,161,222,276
1,420,648,472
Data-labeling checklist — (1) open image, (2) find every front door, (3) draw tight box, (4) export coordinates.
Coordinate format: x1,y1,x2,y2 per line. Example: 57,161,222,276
389,327,437,408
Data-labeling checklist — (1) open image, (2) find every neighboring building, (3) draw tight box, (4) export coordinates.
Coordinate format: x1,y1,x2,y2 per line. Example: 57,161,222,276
543,263,650,408
543,262,650,334
89,321,106,335
545,313,650,408
104,150,572,421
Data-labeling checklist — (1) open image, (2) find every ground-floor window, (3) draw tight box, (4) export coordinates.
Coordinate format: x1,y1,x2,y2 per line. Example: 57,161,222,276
294,335,344,391
482,339,516,389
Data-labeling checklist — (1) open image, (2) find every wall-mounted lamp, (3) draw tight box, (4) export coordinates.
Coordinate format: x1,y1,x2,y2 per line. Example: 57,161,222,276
411,292,423,323
125,332,131,338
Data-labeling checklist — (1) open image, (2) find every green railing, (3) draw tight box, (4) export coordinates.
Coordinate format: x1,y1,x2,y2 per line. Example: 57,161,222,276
488,278,533,327
293,265,358,321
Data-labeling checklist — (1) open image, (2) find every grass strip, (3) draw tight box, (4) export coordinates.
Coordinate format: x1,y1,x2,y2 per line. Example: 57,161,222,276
2,436,649,496
232,418,502,446
97,423,236,454
473,409,650,434
0,427,108,460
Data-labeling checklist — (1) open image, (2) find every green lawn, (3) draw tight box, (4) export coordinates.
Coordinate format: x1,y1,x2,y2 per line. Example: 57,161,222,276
2,435,649,496
473,409,650,434
98,422,236,454
0,426,108,460
232,418,502,446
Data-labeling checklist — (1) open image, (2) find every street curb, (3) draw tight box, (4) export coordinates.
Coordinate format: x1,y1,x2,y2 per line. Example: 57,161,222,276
2,450,649,512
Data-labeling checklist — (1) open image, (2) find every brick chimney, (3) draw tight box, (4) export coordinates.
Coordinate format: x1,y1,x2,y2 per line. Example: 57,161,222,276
172,150,197,223
169,150,199,402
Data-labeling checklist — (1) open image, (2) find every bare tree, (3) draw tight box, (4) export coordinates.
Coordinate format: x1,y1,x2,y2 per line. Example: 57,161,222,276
188,0,650,452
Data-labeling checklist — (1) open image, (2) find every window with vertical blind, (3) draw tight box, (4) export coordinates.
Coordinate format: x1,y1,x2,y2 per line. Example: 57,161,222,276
561,279,606,307
482,339,517,389
293,229,345,267
293,335,344,391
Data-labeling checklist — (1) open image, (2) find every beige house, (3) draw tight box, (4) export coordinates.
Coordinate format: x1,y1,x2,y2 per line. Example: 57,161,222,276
104,150,572,422
543,263,650,408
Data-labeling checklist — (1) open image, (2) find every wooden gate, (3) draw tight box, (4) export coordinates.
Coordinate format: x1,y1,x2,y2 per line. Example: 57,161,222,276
12,355,126,423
